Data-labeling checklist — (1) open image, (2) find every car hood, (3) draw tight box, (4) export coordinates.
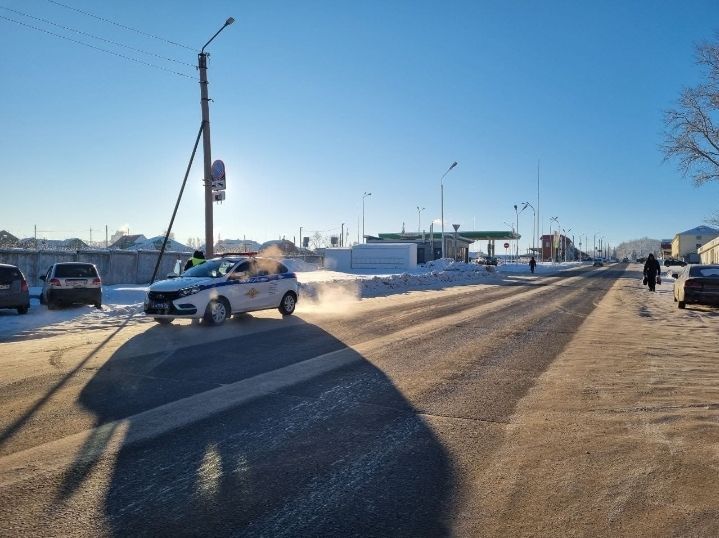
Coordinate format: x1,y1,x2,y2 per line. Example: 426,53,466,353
149,276,216,292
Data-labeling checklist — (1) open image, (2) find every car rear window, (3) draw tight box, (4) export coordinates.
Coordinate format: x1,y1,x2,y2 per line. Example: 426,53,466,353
690,266,719,278
55,264,98,278
0,267,21,282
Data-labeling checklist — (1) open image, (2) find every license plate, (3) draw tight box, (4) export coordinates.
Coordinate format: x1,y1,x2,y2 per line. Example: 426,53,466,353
0,284,9,290
151,302,168,310
66,279,87,287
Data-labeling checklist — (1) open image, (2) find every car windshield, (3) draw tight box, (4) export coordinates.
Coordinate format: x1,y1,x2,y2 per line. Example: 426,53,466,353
690,266,719,278
182,259,236,278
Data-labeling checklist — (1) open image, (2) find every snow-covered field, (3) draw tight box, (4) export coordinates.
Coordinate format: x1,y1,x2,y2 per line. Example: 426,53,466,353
0,260,591,340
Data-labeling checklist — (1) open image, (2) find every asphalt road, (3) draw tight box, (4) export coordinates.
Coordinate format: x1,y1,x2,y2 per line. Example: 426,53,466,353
2,264,708,536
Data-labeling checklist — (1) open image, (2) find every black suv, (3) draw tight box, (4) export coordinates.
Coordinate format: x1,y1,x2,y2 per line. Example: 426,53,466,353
663,258,687,267
0,264,30,315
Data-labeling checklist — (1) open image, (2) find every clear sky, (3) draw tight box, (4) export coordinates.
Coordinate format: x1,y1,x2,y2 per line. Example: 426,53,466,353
2,0,718,253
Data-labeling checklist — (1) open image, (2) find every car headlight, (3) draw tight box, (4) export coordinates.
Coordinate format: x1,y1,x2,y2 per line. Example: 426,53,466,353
178,286,201,297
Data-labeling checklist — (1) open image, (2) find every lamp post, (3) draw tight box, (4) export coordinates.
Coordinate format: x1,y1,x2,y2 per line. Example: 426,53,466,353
504,221,515,263
520,202,536,260
513,204,519,260
199,17,235,259
362,192,372,243
549,216,560,262
417,206,425,234
440,161,458,259
562,227,572,262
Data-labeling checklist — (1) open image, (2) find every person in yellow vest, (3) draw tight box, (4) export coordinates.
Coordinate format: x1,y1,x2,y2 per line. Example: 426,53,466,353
184,250,206,272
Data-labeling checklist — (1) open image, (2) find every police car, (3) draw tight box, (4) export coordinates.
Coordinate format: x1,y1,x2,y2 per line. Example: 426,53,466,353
144,255,299,325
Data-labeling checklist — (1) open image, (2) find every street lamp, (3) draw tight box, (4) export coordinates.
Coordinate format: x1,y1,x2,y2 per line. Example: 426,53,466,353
417,206,426,234
520,202,536,260
199,17,235,259
549,216,560,262
562,227,572,262
440,161,458,259
362,192,372,243
513,204,519,260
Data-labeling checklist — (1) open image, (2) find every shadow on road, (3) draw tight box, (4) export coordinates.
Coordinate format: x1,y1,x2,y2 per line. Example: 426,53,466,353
55,317,454,536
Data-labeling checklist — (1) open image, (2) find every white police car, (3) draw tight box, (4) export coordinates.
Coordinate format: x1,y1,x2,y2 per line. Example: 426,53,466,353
144,255,299,325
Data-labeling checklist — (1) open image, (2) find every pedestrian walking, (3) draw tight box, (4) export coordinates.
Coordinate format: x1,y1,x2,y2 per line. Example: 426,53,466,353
184,250,206,272
529,256,537,274
643,253,661,292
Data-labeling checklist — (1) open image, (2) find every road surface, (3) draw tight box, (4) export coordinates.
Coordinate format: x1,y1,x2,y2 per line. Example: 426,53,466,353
1,263,717,536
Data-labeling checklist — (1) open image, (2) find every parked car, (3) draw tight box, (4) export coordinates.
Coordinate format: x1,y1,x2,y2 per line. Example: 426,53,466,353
622,257,629,263
144,255,299,326
673,264,719,309
664,258,686,267
40,262,102,309
593,259,604,267
0,263,30,315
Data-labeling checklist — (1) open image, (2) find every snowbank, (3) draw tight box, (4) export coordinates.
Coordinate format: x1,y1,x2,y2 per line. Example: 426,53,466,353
0,260,585,340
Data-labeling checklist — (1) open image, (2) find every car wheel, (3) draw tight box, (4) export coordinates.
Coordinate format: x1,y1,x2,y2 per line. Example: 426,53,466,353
204,299,229,325
678,301,686,309
47,300,57,310
17,306,28,315
154,318,173,325
94,302,102,309
278,291,297,316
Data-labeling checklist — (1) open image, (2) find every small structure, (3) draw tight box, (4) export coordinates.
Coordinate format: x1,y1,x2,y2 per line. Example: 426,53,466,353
671,226,719,260
539,234,575,262
325,243,417,272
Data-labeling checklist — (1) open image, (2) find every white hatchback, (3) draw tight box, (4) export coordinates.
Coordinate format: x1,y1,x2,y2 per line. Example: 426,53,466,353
144,256,299,325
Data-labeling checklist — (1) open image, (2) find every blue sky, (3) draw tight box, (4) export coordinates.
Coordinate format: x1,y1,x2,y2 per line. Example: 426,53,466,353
1,0,718,253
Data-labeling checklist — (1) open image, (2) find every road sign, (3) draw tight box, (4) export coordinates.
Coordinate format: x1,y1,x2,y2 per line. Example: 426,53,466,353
211,160,226,191
213,191,226,203
503,242,510,249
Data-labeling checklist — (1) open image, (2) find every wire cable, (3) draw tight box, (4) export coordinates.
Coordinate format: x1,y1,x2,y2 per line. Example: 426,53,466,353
46,0,195,51
0,6,194,67
0,14,195,79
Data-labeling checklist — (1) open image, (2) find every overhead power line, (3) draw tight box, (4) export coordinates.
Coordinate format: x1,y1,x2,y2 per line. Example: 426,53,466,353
0,6,194,67
0,14,195,79
46,0,194,51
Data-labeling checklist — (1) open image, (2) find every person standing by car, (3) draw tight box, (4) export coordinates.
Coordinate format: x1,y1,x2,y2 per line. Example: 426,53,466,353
643,253,661,292
529,256,537,274
184,250,206,272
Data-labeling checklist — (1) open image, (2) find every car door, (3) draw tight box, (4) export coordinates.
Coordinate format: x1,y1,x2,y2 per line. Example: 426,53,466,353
225,261,259,312
247,260,274,309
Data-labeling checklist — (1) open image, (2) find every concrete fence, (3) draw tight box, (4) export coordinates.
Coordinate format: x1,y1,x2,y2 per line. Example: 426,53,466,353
0,249,188,287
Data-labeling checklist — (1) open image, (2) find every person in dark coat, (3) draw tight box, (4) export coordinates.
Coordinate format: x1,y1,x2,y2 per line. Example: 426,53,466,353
643,253,661,292
184,250,206,272
529,256,537,274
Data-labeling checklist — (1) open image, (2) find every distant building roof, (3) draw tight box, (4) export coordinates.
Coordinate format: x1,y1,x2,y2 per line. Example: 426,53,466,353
109,234,146,249
129,236,191,252
678,225,719,236
260,239,301,255
0,230,19,246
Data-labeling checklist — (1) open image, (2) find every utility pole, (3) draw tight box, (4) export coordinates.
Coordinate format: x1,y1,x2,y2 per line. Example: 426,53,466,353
199,18,234,259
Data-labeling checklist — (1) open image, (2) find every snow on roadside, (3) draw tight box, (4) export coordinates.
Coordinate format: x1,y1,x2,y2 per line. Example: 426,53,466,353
0,260,584,341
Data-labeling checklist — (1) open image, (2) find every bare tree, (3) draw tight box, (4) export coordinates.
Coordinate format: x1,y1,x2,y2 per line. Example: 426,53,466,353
663,39,719,187
310,231,328,250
